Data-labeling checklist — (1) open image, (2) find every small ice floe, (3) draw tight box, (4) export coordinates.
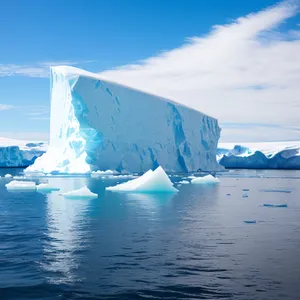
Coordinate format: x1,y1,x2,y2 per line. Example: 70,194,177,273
62,186,98,199
242,193,249,198
260,189,291,194
191,175,220,184
106,166,178,193
244,220,256,224
36,183,60,192
5,180,36,191
13,176,25,180
226,193,231,196
25,172,45,177
263,203,288,208
4,174,12,178
242,188,250,191
91,169,118,177
178,180,190,184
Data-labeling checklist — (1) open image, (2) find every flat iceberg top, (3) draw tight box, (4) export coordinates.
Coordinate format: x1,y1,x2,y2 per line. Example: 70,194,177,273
0,137,48,151
106,166,178,193
191,175,220,184
5,180,36,190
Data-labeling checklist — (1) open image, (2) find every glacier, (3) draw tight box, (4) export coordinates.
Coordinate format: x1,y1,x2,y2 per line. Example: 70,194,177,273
27,66,222,174
0,137,47,167
217,142,300,169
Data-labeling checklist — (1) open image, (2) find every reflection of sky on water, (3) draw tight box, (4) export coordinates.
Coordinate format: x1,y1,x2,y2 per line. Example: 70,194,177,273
41,177,94,284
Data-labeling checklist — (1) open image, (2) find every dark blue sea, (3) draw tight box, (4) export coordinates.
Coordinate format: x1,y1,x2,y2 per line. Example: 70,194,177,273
0,169,300,300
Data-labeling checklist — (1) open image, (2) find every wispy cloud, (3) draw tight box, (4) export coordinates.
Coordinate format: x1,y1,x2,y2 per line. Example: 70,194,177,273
0,60,96,78
0,104,15,111
99,1,300,142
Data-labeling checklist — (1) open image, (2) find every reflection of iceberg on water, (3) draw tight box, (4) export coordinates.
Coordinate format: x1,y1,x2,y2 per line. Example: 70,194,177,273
126,192,176,210
106,166,178,193
42,178,93,284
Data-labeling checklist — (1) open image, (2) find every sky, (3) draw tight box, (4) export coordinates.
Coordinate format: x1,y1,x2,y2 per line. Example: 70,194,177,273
0,0,299,142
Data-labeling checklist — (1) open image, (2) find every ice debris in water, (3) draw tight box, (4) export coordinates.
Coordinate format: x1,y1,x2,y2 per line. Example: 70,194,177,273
242,193,249,198
25,172,46,177
5,180,36,191
263,203,288,208
178,180,190,184
91,170,118,177
244,220,256,224
37,183,60,192
4,174,12,178
106,166,178,193
62,186,98,199
242,188,250,191
191,175,220,184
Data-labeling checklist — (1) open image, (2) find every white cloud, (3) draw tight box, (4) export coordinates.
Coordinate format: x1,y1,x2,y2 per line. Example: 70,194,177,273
0,60,96,78
99,1,300,142
0,104,15,110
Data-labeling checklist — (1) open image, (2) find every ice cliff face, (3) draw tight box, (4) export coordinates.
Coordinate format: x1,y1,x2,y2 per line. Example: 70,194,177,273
27,66,222,174
0,138,47,167
218,142,300,169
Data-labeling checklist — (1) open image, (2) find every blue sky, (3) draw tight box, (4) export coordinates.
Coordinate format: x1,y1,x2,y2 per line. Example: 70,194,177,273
0,0,299,142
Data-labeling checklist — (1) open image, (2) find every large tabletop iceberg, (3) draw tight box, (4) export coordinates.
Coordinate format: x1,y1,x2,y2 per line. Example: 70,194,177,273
27,66,222,174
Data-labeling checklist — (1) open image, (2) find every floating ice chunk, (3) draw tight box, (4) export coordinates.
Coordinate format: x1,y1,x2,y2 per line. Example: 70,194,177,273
5,180,36,191
91,170,118,177
106,166,178,193
62,186,98,199
263,203,288,208
226,193,231,196
179,180,190,184
242,188,250,191
242,193,249,198
244,220,256,224
25,172,46,177
260,189,291,193
191,175,220,184
188,175,197,179
13,176,25,180
37,183,60,192
5,174,12,178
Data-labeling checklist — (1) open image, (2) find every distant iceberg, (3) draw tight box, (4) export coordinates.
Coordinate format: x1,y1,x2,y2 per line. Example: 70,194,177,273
217,141,300,169
0,137,47,168
106,166,178,193
26,66,222,174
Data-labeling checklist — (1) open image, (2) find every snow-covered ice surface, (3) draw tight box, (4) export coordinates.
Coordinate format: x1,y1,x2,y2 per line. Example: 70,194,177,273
0,137,47,168
5,180,36,191
62,186,98,199
27,66,221,174
106,166,178,193
218,141,300,169
191,174,220,184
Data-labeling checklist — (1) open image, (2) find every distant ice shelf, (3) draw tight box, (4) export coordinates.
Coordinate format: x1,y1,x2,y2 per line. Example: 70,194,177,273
27,66,222,174
0,137,47,168
217,141,300,169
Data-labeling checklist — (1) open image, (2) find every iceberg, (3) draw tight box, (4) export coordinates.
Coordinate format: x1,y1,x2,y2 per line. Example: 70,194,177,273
62,186,98,199
5,180,36,191
106,166,178,193
27,66,222,174
178,180,190,184
218,142,300,169
4,174,12,178
0,137,47,167
191,174,220,184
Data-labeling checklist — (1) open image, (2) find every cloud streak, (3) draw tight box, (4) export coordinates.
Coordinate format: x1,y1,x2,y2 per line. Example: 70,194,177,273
0,104,15,111
0,60,96,78
99,1,300,142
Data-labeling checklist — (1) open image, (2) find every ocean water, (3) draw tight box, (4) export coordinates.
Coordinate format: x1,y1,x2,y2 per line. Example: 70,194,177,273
0,168,300,300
